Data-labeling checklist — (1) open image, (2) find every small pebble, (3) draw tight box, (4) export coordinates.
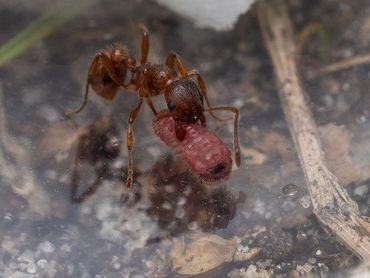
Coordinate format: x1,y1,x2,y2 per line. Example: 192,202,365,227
37,259,48,269
38,241,55,253
18,249,35,263
26,262,37,274
354,184,369,196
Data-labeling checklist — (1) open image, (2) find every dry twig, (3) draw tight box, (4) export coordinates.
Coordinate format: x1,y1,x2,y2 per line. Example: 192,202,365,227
309,53,370,79
257,0,370,260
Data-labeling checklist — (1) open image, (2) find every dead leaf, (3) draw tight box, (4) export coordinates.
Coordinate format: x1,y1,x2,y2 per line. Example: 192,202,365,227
172,233,237,276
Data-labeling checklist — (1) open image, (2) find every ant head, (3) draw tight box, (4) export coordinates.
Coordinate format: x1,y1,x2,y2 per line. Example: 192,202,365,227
165,79,204,124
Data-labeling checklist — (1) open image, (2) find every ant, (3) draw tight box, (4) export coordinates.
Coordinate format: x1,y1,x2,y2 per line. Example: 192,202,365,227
66,25,241,189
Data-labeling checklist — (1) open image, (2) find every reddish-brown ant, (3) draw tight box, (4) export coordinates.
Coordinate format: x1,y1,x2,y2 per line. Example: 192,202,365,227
66,25,241,188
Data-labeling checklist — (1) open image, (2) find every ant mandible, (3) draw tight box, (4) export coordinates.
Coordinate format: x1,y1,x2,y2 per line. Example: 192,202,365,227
66,25,241,189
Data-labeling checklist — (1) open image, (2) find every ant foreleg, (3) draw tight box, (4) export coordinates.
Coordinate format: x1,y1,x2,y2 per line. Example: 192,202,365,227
126,96,144,188
204,106,241,167
188,69,233,122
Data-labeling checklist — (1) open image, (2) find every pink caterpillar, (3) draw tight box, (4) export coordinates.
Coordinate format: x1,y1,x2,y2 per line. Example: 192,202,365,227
152,111,232,182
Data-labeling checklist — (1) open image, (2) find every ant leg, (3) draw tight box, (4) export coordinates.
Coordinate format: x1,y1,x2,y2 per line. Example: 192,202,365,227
141,83,157,115
204,106,241,167
165,51,188,77
139,24,150,65
126,96,144,188
145,96,157,115
188,69,232,122
65,53,125,116
166,53,231,122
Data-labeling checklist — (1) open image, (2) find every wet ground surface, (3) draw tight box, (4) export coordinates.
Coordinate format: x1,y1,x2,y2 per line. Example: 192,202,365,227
1,0,370,277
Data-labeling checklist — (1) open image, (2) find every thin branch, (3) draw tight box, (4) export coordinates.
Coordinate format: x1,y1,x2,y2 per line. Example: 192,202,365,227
309,53,370,79
257,0,370,260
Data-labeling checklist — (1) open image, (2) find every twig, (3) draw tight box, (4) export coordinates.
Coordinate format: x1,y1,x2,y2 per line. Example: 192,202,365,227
308,53,370,79
257,0,370,260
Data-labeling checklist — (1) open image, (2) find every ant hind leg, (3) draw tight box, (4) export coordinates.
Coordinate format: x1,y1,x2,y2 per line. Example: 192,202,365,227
204,105,241,167
65,52,125,116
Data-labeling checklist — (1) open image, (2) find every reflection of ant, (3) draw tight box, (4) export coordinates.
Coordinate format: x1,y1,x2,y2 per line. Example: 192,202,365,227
70,117,140,203
142,154,246,245
66,25,240,188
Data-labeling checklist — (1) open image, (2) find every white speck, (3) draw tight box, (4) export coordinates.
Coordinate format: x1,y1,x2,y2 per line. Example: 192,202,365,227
37,259,48,269
188,221,199,230
44,169,57,180
162,202,172,210
26,262,37,274
315,249,322,256
232,98,244,108
253,199,266,215
342,82,350,91
38,241,55,253
96,201,114,220
60,243,72,253
18,249,35,263
175,207,185,219
354,185,369,196
111,256,121,270
300,195,311,209
66,264,75,275
55,151,69,163
37,106,59,123
177,196,187,206
3,212,13,222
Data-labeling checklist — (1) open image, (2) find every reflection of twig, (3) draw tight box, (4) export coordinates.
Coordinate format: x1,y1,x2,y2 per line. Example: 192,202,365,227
0,83,51,215
257,0,370,260
308,54,370,79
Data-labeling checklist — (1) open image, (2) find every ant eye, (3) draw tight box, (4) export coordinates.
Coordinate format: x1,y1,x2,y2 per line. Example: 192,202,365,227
167,100,176,111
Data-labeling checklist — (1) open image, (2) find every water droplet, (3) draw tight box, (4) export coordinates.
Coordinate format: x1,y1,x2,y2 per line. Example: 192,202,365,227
282,184,298,197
